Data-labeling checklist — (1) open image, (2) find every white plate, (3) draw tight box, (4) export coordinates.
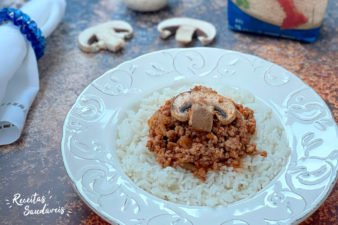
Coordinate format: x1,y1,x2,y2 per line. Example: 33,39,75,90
61,48,338,225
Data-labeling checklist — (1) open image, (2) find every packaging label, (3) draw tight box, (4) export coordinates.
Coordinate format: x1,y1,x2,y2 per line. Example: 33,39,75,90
228,0,324,42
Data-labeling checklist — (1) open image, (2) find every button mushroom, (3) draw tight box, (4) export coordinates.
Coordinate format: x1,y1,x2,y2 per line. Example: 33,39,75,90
171,89,236,132
78,21,133,53
157,17,217,45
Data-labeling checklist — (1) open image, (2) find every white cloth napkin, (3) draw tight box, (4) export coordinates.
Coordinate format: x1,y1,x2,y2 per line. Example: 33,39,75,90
0,0,66,145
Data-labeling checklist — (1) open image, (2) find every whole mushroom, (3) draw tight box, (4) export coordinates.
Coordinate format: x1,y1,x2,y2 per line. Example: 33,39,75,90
123,0,168,12
171,88,236,132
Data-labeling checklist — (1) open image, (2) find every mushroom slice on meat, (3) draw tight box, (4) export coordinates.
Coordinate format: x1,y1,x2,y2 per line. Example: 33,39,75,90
202,93,236,125
189,104,214,132
170,91,193,121
170,89,236,132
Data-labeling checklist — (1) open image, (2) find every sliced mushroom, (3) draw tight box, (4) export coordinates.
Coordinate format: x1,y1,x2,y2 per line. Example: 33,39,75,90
78,21,133,53
157,17,216,45
189,104,214,132
171,89,236,132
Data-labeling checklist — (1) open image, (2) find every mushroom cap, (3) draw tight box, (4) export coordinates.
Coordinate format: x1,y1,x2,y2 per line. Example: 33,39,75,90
171,87,237,126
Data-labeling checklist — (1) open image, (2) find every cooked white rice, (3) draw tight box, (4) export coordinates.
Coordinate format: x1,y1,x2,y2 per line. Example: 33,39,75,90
115,84,290,207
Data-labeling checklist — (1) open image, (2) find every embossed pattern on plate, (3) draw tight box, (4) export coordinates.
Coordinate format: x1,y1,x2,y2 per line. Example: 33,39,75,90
61,48,338,225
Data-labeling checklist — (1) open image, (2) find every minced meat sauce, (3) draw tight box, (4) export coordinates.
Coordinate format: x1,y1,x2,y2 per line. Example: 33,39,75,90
146,86,267,181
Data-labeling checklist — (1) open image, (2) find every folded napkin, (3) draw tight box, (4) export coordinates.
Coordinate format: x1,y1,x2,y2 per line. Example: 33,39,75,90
0,0,66,145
